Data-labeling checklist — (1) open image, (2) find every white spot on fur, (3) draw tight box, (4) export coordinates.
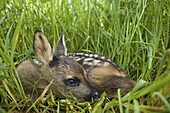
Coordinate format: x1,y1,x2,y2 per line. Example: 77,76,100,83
77,53,84,55
107,59,112,62
83,61,93,66
93,54,99,58
89,54,93,57
84,54,89,56
84,58,94,62
103,62,110,66
75,57,84,61
93,60,101,65
83,61,88,65
33,59,42,66
100,56,106,59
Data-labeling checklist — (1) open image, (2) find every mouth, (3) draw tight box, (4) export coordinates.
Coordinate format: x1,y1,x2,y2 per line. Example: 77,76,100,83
83,92,100,102
83,96,100,102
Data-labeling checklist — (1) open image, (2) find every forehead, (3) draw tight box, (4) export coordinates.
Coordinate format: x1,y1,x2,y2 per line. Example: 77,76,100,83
49,56,85,80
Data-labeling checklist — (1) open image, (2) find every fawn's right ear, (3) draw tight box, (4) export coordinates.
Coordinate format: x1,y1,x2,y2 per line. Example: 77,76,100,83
34,30,53,64
54,32,67,57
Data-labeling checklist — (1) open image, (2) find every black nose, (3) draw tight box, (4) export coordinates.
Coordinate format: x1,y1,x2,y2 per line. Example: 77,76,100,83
91,90,99,99
84,90,100,101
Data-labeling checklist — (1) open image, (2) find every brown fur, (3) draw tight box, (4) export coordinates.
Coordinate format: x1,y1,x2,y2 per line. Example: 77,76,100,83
17,30,98,101
86,65,135,97
17,30,135,101
68,53,136,98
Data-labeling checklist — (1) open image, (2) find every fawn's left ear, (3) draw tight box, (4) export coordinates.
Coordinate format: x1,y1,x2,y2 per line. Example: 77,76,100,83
33,30,53,64
55,32,67,57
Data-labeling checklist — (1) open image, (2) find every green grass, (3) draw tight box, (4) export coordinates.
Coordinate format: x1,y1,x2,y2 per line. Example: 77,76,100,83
0,0,170,112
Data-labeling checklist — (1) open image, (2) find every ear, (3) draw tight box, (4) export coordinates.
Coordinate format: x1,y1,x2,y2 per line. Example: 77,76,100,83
54,32,67,57
33,30,53,64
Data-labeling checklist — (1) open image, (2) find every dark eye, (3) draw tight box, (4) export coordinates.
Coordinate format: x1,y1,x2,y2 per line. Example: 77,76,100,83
65,78,80,87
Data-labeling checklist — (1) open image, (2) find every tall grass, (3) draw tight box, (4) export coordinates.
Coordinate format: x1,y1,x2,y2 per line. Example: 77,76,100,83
0,0,170,112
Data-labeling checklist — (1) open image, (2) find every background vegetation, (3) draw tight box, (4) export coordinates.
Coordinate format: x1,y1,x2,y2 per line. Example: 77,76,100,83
0,0,170,112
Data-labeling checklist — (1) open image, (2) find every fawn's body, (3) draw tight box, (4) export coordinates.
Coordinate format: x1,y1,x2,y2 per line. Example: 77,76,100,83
17,30,135,101
17,30,98,101
68,53,135,97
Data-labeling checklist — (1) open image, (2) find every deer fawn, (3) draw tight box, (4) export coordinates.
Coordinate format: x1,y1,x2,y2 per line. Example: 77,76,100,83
17,30,135,101
17,30,99,101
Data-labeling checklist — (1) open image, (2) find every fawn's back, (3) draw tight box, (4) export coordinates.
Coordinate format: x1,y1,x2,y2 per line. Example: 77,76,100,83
68,53,135,97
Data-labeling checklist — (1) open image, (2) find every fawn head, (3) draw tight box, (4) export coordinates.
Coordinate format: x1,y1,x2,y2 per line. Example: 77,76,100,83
17,30,99,101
